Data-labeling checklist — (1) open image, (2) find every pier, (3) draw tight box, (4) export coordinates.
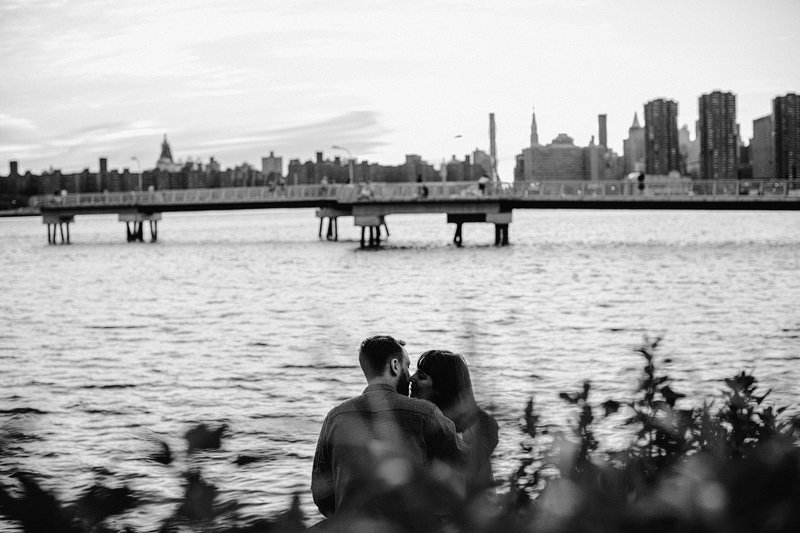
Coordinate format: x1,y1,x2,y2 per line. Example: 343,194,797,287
33,179,800,247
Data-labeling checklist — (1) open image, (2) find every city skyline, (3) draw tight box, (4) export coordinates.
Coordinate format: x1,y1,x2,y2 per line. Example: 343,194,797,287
1,0,798,176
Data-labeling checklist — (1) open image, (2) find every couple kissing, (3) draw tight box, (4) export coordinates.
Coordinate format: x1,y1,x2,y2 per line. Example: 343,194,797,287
311,335,498,529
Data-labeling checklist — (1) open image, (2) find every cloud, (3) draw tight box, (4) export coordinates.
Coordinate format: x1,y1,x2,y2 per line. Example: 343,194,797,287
0,113,36,132
187,110,391,160
0,119,165,172
46,120,162,148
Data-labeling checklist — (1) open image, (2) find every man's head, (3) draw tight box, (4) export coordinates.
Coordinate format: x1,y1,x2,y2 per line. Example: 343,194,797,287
358,335,410,395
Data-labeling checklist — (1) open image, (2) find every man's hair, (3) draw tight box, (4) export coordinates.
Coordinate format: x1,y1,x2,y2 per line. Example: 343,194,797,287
359,335,406,378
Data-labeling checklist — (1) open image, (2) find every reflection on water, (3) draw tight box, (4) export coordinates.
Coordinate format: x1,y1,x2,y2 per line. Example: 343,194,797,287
1,208,799,528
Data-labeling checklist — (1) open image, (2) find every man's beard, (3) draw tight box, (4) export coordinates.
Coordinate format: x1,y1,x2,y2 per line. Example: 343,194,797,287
396,371,410,396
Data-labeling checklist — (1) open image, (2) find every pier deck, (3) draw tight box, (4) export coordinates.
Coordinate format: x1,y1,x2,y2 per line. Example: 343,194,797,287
32,179,800,246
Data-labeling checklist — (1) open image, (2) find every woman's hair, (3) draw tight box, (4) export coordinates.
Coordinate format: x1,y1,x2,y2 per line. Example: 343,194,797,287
416,349,478,431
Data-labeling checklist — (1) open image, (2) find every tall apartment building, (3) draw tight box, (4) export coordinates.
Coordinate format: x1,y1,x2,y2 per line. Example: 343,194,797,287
679,124,701,178
644,99,680,175
515,111,622,182
773,93,800,180
623,113,645,174
521,134,586,181
698,91,738,180
261,151,283,178
751,115,774,179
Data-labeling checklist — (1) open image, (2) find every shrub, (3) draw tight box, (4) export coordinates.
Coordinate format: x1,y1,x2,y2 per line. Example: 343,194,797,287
1,340,798,532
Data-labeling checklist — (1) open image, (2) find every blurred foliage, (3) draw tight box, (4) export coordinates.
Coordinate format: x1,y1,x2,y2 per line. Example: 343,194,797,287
2,339,799,532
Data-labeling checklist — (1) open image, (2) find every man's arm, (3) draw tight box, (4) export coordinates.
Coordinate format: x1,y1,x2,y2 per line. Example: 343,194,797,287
425,405,467,464
311,416,336,517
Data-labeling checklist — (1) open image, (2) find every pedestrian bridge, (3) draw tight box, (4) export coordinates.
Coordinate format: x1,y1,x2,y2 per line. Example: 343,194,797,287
33,179,800,247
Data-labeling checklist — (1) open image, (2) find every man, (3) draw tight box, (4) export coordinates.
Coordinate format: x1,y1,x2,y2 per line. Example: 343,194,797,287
311,335,464,520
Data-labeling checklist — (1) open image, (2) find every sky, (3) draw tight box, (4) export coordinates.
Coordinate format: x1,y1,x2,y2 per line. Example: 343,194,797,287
1,0,798,178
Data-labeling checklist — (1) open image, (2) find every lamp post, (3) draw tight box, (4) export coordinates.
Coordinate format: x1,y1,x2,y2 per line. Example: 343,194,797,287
331,145,354,184
131,156,142,191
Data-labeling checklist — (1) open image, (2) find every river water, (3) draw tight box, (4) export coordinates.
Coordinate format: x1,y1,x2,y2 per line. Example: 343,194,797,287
1,208,799,530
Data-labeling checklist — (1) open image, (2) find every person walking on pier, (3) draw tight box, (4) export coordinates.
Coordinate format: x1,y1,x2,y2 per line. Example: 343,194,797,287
311,335,464,526
478,174,490,195
357,180,374,200
416,175,429,199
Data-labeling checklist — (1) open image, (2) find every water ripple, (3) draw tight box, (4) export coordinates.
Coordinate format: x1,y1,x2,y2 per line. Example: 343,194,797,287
1,209,799,526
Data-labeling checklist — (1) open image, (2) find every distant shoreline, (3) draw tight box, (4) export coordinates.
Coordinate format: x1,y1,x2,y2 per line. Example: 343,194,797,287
0,208,40,218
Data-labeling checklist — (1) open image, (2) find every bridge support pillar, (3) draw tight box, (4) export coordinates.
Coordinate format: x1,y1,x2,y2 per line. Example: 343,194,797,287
494,224,509,246
447,211,512,247
324,217,338,241
43,214,74,245
120,212,161,243
453,222,463,247
354,215,385,249
316,208,349,242
487,212,512,246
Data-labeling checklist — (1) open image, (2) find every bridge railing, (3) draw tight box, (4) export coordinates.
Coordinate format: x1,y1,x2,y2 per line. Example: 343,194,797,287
503,179,800,198
338,179,800,201
335,181,494,202
34,184,340,208
32,179,800,209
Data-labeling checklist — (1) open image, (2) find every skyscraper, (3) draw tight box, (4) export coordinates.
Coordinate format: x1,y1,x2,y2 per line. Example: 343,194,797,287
598,114,607,148
623,112,645,174
530,107,540,146
644,99,680,175
261,151,283,178
682,123,701,178
698,91,737,180
773,93,800,180
751,115,774,179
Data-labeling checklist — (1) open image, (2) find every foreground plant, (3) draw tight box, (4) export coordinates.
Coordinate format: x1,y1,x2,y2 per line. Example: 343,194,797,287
2,340,799,533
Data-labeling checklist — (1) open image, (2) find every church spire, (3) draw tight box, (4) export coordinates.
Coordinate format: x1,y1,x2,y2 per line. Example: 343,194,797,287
530,107,540,146
160,134,174,162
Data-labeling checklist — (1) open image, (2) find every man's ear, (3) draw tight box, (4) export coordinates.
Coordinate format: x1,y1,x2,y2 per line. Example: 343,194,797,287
388,357,400,376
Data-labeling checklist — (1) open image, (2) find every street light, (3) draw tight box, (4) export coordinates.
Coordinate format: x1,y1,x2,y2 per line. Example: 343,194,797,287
131,156,142,191
331,145,354,184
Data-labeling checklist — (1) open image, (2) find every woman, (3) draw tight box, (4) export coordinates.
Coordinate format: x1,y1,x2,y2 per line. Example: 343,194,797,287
410,349,499,497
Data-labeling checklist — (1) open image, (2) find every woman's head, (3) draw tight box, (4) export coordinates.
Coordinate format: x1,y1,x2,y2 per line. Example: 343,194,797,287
411,350,478,430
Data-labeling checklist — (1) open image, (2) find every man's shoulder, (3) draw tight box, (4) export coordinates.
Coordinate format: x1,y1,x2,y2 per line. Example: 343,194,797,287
391,394,442,416
324,396,362,418
324,391,441,419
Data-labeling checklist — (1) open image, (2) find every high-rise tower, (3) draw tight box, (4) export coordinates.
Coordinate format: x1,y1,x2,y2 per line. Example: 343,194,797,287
489,112,498,181
598,114,607,148
698,91,737,180
751,115,774,179
530,107,539,146
623,112,645,174
644,99,680,175
773,93,800,180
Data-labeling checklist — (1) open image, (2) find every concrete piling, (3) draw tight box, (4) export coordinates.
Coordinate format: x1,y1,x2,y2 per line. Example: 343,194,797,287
355,214,386,249
120,212,161,243
43,215,74,245
453,222,463,247
149,220,158,242
316,208,348,242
